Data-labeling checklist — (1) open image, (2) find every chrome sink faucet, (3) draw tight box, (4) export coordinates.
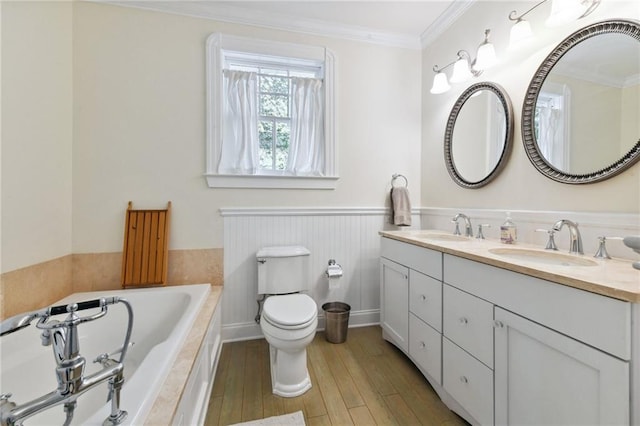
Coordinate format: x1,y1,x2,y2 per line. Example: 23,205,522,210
552,219,584,255
452,213,473,237
0,297,133,426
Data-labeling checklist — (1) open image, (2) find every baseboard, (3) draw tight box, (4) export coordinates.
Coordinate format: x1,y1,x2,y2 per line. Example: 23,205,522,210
222,309,380,342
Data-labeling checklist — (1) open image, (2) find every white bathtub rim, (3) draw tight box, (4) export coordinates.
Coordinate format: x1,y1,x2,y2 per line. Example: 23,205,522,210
86,284,211,425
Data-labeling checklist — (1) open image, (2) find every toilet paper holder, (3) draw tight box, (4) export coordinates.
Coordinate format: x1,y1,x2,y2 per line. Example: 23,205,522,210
326,259,343,278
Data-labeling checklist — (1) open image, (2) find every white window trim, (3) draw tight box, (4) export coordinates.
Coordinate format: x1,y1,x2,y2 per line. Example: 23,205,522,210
205,33,338,189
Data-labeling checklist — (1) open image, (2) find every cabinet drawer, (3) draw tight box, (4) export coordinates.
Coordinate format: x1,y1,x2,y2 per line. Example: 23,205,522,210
381,237,442,279
443,284,493,368
409,270,442,331
409,313,442,385
443,338,493,426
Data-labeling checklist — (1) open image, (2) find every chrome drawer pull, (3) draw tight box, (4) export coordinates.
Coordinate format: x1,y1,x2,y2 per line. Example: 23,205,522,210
460,376,469,384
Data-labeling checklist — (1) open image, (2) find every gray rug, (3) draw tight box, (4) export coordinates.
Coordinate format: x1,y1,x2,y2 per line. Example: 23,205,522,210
229,411,305,426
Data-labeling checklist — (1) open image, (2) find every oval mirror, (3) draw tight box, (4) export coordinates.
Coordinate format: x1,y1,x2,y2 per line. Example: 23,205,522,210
444,82,514,188
522,19,640,184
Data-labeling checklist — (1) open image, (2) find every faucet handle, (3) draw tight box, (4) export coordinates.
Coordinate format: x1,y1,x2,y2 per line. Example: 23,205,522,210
594,236,611,259
594,236,623,259
476,224,491,239
535,228,558,251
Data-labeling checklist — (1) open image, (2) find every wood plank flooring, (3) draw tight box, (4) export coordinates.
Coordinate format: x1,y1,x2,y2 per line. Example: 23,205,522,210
205,326,467,426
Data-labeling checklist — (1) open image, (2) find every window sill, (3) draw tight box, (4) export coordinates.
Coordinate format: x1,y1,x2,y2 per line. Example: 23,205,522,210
205,174,339,189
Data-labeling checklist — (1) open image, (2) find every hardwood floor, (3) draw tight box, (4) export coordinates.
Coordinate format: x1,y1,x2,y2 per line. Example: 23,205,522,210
204,326,467,426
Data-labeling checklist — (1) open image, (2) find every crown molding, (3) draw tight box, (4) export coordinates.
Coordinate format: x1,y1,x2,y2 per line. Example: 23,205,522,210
91,0,472,51
420,0,476,49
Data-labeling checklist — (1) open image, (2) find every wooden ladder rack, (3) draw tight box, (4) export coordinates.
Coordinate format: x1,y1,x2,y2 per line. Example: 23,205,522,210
121,201,171,288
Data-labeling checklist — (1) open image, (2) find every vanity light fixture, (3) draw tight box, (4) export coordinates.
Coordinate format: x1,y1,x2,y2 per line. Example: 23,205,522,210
450,51,476,83
430,67,452,94
430,29,495,94
508,0,602,49
474,29,497,70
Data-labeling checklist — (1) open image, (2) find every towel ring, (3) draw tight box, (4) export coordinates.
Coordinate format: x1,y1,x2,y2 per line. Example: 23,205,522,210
392,174,408,188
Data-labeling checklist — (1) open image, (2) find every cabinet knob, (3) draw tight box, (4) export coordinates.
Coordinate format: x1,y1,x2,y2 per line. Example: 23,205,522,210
420,341,426,349
459,317,469,325
421,294,427,302
460,376,469,384
493,320,504,329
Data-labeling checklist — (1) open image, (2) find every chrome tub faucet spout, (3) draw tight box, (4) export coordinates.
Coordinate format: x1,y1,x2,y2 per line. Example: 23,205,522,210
0,297,133,426
552,219,584,255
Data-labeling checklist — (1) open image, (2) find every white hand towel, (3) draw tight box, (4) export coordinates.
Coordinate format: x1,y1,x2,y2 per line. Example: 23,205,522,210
391,186,412,226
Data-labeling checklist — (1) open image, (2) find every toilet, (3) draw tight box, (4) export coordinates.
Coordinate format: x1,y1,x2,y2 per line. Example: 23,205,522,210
257,246,318,398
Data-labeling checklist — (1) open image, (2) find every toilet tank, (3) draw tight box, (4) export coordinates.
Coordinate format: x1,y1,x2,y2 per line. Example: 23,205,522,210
257,246,310,295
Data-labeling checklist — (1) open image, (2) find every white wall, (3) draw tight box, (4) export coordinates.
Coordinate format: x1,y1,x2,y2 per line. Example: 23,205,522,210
421,1,640,214
1,1,73,272
72,2,422,253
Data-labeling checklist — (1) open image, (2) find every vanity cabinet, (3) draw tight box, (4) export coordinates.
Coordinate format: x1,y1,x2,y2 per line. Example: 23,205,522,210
379,236,634,425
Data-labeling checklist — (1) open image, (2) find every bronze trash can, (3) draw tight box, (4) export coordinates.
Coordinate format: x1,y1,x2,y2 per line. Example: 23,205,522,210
322,302,351,343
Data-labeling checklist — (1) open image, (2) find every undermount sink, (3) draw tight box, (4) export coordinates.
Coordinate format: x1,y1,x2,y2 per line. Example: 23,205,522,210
489,248,598,267
414,233,471,242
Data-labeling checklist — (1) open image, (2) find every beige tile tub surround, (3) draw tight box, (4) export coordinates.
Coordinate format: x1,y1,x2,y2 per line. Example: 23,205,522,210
380,230,640,303
1,248,223,321
72,248,224,293
1,255,73,320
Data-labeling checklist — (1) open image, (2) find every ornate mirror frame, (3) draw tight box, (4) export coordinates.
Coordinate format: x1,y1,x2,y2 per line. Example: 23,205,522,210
444,82,514,189
522,19,640,184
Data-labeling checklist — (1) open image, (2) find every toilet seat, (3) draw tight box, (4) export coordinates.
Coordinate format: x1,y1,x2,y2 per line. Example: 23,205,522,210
262,294,317,330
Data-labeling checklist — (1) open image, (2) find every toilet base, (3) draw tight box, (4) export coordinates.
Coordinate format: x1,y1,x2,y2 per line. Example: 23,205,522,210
269,345,312,397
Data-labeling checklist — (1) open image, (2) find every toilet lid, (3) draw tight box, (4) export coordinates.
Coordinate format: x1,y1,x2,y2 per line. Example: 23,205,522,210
263,294,317,328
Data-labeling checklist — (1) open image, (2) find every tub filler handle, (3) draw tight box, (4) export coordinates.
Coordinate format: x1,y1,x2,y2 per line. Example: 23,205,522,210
0,297,134,426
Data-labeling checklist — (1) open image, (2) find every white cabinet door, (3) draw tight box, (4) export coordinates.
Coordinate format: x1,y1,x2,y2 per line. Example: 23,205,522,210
495,307,629,426
380,258,409,352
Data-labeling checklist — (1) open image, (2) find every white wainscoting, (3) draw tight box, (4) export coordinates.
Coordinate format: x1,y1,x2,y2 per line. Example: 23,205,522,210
220,207,421,341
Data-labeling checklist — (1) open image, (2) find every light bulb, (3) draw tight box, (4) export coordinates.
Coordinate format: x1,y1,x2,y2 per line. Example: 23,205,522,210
430,72,451,94
450,57,473,83
509,19,533,50
475,42,496,70
474,29,497,71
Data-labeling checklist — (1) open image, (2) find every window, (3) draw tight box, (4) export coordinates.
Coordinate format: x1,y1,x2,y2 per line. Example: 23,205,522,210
206,34,337,189
535,82,571,171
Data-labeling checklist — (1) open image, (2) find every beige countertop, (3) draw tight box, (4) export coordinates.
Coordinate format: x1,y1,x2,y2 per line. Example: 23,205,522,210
380,230,640,303
144,284,223,425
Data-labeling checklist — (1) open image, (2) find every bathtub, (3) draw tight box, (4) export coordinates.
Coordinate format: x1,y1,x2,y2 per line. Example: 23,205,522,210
0,284,212,425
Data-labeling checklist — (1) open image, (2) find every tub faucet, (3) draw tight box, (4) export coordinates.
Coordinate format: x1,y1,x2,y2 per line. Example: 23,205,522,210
452,213,473,237
0,297,133,426
552,219,584,255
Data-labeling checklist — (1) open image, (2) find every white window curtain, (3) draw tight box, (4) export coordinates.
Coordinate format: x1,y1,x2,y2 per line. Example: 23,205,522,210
537,104,565,170
287,77,325,176
218,70,259,175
